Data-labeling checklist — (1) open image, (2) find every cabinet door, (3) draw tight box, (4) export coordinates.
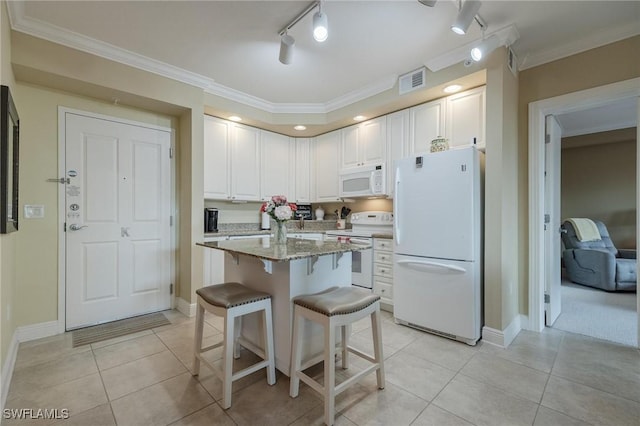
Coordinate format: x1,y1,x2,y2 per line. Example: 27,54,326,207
314,130,342,202
386,110,410,199
261,130,292,201
294,138,312,203
203,116,231,200
341,125,360,169
446,86,485,149
360,116,386,166
409,98,445,154
231,124,261,201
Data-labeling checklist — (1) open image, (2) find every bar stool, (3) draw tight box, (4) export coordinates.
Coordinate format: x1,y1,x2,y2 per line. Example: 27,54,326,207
289,286,385,426
193,282,276,409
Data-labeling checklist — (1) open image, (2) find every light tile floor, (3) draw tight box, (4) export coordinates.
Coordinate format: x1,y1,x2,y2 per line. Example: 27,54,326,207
3,309,639,426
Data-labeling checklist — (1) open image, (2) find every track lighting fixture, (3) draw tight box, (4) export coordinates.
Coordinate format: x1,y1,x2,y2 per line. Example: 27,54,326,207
279,33,295,65
451,0,481,35
470,35,500,61
313,8,328,42
277,1,327,64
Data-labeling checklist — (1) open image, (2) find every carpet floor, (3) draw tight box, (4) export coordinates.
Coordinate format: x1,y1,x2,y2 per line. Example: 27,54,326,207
72,312,171,347
553,279,637,347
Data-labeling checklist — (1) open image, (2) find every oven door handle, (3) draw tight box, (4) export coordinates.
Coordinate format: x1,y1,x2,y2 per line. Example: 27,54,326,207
350,238,372,245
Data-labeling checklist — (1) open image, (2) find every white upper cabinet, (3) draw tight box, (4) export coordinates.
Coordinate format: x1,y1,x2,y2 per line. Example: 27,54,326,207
314,130,342,202
446,86,485,149
340,116,387,170
204,115,231,200
409,98,445,155
230,124,261,201
261,130,293,201
204,115,261,201
386,109,410,199
293,138,312,203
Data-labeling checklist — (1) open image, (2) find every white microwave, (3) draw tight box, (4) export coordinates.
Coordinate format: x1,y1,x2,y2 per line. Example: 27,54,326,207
339,164,386,197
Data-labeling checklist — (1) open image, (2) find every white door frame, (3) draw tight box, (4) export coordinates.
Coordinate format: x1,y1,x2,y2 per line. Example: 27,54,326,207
57,107,176,333
528,78,640,345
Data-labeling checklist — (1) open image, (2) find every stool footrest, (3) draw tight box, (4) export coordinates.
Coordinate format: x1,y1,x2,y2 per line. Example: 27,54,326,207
296,371,324,395
233,360,271,382
335,364,379,395
201,341,223,353
348,347,375,364
237,336,265,360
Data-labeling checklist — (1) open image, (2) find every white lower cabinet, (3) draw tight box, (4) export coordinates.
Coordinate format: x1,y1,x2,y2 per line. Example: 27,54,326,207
373,237,394,311
202,237,226,286
203,234,268,286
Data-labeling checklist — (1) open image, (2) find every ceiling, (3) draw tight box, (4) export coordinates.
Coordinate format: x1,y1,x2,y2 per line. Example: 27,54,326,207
8,1,640,134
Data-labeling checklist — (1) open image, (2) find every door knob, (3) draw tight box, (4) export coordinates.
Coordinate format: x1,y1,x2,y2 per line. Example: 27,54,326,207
121,227,130,237
69,224,87,231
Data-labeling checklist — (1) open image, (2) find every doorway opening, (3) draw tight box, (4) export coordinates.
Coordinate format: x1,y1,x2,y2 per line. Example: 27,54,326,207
528,77,640,348
553,122,637,346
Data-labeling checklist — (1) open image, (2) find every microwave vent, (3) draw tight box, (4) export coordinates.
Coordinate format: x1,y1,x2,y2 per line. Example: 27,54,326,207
399,67,426,95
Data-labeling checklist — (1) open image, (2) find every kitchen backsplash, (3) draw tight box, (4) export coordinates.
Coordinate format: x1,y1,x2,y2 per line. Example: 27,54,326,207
204,198,393,225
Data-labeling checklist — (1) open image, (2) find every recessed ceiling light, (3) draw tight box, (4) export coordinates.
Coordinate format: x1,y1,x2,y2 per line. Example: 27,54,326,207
228,115,242,122
353,115,366,121
443,84,462,93
294,125,307,131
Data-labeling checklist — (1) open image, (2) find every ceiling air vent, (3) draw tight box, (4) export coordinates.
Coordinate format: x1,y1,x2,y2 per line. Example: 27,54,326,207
399,67,426,95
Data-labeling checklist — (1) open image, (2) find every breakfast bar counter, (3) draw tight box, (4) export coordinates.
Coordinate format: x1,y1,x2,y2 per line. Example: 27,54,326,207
197,237,370,375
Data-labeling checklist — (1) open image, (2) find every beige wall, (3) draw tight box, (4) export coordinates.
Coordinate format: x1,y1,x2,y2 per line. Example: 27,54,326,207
1,0,17,379
518,35,640,314
483,47,520,331
561,136,637,249
13,83,176,327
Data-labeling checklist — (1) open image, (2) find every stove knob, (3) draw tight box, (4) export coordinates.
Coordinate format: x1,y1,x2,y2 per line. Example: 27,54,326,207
352,214,359,221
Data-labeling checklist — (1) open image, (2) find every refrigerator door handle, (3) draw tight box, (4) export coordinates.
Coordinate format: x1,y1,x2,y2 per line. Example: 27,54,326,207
394,167,400,245
396,259,466,274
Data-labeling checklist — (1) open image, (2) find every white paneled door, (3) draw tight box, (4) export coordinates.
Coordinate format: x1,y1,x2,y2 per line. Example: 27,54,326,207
65,112,171,329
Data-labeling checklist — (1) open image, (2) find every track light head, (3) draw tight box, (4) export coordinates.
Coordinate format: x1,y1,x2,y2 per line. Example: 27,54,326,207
313,10,328,42
279,33,295,65
451,0,481,35
470,35,500,62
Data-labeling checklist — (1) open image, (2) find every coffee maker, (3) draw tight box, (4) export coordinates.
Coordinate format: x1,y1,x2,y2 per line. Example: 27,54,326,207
204,208,219,233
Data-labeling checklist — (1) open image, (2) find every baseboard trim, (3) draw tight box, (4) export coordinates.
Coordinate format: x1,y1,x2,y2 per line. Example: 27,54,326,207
482,315,523,348
16,321,60,343
1,331,19,412
176,298,196,317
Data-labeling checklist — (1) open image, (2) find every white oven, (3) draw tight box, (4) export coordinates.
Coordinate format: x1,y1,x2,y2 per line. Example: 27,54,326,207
325,211,393,290
324,234,373,289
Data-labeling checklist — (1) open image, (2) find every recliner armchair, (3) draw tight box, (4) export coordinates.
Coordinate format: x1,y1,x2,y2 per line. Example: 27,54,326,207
561,220,636,292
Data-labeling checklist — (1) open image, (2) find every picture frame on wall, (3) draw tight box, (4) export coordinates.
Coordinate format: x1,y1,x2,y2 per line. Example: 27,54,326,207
1,85,20,234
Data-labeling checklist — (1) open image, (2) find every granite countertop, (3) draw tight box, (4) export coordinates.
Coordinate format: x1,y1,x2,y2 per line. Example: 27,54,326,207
197,237,371,262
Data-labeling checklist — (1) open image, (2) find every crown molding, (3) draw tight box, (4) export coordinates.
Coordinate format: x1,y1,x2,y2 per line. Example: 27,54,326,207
519,21,640,70
425,24,520,72
7,2,399,115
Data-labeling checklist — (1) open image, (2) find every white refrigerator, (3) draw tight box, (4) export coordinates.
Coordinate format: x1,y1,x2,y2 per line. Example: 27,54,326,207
393,147,483,345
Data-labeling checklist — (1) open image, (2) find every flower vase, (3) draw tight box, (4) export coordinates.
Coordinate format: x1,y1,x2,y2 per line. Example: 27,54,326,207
274,221,287,244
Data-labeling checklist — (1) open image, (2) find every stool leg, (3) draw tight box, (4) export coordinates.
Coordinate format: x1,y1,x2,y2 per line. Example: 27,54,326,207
371,306,385,389
233,316,242,359
324,319,336,426
262,302,276,385
221,310,235,409
192,301,204,375
341,324,350,369
289,306,303,398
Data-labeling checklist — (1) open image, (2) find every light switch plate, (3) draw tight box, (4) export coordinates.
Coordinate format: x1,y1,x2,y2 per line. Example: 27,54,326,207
24,204,45,219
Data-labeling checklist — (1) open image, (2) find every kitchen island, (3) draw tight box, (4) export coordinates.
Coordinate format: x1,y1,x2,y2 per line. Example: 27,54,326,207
197,237,370,375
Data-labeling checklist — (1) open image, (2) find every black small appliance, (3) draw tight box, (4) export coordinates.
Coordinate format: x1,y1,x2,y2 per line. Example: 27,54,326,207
204,208,219,233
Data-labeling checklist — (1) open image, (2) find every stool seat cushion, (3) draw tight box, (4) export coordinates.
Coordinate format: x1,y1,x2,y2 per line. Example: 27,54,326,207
197,282,271,309
293,286,380,317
